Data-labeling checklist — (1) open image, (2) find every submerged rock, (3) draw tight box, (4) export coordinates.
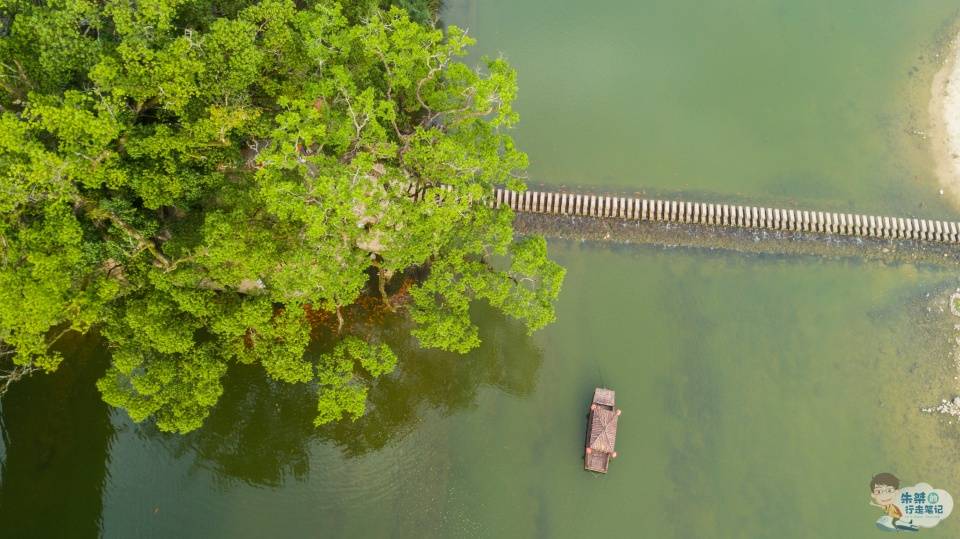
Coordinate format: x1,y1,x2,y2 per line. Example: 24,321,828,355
951,292,960,317
921,396,960,417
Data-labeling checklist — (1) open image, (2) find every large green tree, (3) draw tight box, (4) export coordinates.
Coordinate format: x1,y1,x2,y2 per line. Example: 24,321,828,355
0,0,564,432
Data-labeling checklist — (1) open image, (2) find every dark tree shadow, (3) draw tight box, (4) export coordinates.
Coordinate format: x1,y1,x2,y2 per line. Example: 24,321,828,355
152,303,544,487
0,333,114,539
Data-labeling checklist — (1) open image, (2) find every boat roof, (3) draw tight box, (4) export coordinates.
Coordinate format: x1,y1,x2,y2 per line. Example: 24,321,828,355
588,408,618,453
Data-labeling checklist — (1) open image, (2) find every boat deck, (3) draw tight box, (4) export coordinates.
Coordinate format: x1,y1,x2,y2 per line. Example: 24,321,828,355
585,450,611,473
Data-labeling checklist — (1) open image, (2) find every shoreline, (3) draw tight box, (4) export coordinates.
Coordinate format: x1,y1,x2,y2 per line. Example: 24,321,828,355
930,29,960,208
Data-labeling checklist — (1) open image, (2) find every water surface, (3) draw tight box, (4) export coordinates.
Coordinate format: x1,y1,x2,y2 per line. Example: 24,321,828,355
4,1,960,537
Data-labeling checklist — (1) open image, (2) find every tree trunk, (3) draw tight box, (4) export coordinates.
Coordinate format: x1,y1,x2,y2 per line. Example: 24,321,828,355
377,266,394,311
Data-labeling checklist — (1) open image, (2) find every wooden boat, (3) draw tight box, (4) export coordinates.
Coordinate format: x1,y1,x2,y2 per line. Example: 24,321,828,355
584,387,620,473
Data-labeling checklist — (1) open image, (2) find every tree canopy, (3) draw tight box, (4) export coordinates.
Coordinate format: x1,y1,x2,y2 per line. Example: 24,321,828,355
0,0,564,432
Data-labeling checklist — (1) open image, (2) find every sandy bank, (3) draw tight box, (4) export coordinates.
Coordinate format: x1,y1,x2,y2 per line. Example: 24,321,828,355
930,31,960,207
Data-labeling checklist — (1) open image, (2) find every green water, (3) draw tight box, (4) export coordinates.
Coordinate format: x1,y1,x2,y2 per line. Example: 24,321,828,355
448,0,959,215
5,1,960,537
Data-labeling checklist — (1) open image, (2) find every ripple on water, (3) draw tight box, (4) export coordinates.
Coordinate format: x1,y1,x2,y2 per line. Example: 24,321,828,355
307,409,452,510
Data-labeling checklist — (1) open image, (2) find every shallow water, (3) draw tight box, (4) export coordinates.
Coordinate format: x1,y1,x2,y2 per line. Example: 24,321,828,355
4,1,960,537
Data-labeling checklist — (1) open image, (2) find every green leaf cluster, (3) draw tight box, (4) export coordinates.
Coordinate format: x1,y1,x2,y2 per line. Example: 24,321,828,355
0,0,564,432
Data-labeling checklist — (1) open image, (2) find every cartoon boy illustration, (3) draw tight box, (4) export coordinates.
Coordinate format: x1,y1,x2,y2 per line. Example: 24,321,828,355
870,473,919,532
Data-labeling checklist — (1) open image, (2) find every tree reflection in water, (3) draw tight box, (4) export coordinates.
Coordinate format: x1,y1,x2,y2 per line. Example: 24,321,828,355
155,304,544,486
0,334,114,538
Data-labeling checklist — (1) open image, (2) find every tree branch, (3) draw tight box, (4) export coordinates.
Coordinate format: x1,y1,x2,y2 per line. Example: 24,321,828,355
0,343,37,398
76,197,172,269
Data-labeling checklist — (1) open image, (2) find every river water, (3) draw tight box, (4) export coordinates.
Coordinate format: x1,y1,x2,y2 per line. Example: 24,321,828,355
4,1,960,538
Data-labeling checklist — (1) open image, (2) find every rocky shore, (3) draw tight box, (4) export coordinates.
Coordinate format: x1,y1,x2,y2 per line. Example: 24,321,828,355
514,212,960,270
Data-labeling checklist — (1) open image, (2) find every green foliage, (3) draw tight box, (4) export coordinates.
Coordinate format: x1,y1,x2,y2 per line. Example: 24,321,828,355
382,0,439,25
314,336,397,426
0,0,564,432
336,0,438,26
